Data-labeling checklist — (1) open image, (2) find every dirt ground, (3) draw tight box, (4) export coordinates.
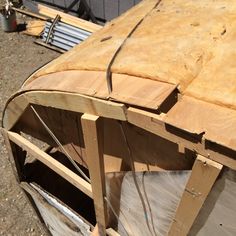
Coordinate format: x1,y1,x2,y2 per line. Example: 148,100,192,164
0,6,59,235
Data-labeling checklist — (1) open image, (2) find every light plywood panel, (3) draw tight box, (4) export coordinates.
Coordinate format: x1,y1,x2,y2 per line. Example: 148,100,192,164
164,96,236,151
22,70,176,109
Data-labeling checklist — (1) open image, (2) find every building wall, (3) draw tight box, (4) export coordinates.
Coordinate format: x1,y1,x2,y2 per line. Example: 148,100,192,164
32,0,141,21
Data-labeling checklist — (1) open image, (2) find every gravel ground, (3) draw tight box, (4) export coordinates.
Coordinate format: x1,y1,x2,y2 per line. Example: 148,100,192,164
0,6,59,235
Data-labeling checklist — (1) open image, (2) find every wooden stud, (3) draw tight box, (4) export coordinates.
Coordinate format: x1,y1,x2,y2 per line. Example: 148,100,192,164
81,114,107,235
12,7,49,21
168,155,223,236
7,131,92,198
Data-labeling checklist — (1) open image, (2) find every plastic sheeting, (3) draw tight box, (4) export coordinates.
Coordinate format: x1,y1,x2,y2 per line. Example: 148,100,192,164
106,171,191,236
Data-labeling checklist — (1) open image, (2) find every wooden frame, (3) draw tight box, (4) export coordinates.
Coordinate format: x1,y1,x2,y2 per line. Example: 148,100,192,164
3,128,119,235
2,90,236,235
3,91,236,172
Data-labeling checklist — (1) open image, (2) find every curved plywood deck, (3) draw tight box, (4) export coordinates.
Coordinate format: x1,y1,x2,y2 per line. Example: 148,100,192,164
22,0,236,109
3,0,236,153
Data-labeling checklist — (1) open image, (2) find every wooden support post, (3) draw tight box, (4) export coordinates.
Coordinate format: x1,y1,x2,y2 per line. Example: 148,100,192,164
168,155,223,236
81,114,107,235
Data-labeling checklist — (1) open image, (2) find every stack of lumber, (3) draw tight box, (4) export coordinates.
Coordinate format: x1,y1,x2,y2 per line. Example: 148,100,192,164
17,3,102,50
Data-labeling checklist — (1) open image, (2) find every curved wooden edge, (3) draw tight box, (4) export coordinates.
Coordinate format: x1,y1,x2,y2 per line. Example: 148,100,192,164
2,90,127,130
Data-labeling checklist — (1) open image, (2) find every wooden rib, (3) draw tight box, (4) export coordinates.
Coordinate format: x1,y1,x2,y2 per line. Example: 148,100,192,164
7,131,92,198
37,4,102,32
81,114,107,235
127,107,236,170
25,91,127,121
168,155,223,236
3,91,127,130
3,94,29,130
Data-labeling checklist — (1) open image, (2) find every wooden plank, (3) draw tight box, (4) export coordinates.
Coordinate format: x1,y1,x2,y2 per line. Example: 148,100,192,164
2,90,127,130
20,182,93,235
109,74,177,109
127,107,236,170
165,95,236,152
22,20,45,36
12,7,49,21
81,114,107,235
34,39,66,53
24,91,127,121
168,155,223,236
7,131,93,198
37,4,102,32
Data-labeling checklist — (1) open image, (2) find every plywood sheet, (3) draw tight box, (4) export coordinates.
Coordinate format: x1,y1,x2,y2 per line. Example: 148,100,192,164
22,70,176,109
164,96,236,151
26,0,236,111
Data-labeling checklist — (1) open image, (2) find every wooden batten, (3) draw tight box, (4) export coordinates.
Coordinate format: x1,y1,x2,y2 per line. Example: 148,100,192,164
2,90,127,130
168,155,223,235
7,131,93,198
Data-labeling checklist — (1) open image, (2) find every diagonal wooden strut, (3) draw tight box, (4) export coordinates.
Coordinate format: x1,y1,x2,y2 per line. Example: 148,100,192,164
168,154,223,236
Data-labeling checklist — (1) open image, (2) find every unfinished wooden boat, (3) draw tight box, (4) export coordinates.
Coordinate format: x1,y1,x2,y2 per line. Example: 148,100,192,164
2,0,236,235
